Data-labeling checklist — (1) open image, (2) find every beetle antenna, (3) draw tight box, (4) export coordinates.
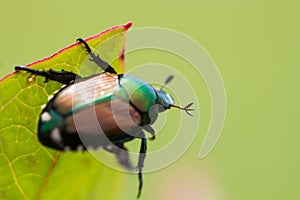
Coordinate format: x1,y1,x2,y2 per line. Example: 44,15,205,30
159,75,174,91
170,102,194,116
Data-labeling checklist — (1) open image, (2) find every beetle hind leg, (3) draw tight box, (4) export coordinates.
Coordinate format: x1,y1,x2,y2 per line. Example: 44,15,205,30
104,143,133,170
76,38,117,74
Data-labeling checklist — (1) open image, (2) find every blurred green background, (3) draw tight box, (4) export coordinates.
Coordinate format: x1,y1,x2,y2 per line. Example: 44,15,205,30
0,0,299,199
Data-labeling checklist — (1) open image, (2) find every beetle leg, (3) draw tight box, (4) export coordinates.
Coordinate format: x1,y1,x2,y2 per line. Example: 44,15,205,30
76,38,117,74
15,66,80,85
137,137,147,198
116,144,133,170
104,143,133,170
143,125,156,140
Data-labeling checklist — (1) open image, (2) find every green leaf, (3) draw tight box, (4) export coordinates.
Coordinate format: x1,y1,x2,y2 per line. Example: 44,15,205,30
0,22,132,200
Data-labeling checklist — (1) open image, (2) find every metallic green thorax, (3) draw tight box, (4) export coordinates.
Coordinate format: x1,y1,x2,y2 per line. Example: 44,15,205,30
118,74,157,113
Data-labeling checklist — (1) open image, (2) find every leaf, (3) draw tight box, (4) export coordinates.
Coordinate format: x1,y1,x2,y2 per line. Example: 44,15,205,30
0,22,132,200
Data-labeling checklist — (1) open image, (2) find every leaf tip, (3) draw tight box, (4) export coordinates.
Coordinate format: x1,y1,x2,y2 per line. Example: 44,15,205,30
124,22,133,30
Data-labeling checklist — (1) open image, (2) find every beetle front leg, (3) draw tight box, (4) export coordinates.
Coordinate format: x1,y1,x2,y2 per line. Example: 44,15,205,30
76,38,117,74
15,66,80,85
137,137,147,198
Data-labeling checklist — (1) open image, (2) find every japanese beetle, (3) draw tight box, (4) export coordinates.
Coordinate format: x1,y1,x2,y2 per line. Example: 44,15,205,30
15,38,194,198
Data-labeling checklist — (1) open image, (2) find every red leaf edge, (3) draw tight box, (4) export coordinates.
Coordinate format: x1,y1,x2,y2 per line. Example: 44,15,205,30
0,22,132,82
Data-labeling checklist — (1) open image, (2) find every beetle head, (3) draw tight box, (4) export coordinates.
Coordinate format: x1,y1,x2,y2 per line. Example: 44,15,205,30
156,90,175,111
157,75,194,116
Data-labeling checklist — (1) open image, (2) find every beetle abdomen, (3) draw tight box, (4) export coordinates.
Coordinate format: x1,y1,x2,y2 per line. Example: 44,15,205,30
65,98,142,141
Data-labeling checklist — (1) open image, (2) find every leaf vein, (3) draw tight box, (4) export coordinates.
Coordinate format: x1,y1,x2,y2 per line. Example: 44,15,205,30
0,138,30,200
35,152,61,200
